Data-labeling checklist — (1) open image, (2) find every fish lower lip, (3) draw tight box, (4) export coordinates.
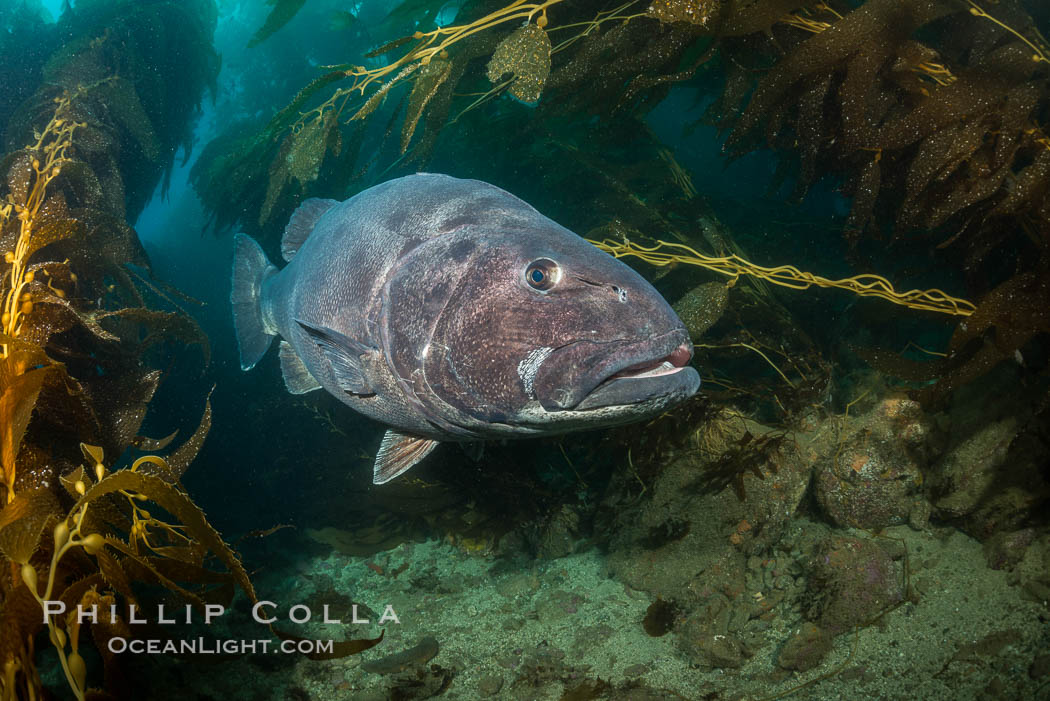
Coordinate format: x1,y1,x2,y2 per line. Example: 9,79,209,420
573,340,697,410
575,364,700,411
535,335,693,411
609,360,681,380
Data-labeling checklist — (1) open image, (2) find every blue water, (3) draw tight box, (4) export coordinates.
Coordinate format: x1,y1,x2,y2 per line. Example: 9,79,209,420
5,2,1049,699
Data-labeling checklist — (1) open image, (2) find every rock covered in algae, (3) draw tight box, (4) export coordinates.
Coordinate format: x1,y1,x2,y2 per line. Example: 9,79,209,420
932,416,1016,520
806,535,905,636
603,411,812,669
814,396,932,530
777,622,833,672
672,281,728,342
677,614,752,669
983,528,1037,571
606,412,811,604
476,674,503,696
529,503,580,559
1009,532,1050,604
924,366,1050,540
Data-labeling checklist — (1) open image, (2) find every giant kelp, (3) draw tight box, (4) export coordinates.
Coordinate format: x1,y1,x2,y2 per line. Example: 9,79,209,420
190,0,1048,409
714,0,1049,252
5,0,219,219
703,0,1050,398
0,3,305,698
0,0,222,476
0,88,229,701
190,0,721,242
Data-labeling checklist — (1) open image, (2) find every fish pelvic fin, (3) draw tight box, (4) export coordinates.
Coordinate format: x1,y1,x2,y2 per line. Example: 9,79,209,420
281,198,337,262
231,234,278,371
374,430,440,484
279,340,321,394
295,318,376,395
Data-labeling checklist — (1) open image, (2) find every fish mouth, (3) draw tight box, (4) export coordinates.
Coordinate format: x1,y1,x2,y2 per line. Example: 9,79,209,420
535,329,700,412
574,338,700,411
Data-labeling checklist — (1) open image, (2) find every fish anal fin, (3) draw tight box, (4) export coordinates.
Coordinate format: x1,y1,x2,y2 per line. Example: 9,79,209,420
281,198,338,262
374,431,439,484
279,341,321,394
295,318,375,395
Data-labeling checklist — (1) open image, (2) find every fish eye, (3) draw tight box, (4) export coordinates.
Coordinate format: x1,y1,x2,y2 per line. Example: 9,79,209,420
525,259,559,291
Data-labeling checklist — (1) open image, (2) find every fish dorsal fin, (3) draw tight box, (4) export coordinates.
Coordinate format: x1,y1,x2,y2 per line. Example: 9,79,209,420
374,430,440,484
279,340,321,394
282,198,338,262
295,318,375,395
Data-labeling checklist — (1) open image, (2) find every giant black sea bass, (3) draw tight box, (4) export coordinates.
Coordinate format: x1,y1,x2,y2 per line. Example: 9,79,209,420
231,174,700,484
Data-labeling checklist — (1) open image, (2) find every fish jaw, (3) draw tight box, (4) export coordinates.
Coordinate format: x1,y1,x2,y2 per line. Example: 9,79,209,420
497,328,700,433
532,328,699,412
573,351,700,411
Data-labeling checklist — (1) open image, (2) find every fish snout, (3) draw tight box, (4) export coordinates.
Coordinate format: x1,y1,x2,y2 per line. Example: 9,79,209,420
667,339,693,367
538,328,697,412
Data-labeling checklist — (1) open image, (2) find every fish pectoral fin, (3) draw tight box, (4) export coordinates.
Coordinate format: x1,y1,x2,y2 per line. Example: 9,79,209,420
374,430,440,484
295,318,376,395
279,341,321,394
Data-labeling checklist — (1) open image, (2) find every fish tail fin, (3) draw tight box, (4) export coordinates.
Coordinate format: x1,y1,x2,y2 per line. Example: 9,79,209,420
231,233,278,371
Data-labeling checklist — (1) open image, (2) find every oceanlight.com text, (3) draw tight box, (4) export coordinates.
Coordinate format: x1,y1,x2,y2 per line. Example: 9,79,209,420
107,637,335,655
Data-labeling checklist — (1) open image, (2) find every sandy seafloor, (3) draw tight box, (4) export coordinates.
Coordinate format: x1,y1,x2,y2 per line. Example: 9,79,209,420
124,517,1049,701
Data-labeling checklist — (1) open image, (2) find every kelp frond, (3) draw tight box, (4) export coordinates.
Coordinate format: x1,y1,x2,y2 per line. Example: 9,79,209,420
1,95,80,351
0,4,255,697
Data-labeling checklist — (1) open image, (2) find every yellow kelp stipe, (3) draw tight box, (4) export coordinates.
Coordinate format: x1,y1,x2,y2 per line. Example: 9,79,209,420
589,238,976,317
342,0,566,100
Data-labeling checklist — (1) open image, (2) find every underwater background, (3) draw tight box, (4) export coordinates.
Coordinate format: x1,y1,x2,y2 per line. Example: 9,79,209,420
0,0,1049,699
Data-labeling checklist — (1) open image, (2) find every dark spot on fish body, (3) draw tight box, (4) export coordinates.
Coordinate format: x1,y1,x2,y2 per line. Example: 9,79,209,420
445,237,476,261
424,279,450,316
438,215,478,237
